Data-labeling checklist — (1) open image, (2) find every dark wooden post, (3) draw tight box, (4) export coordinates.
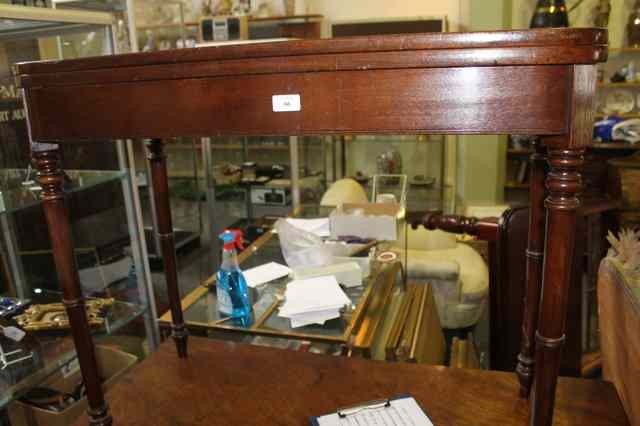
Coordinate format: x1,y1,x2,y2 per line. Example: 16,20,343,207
516,140,547,397
531,147,584,426
145,139,188,358
32,145,112,426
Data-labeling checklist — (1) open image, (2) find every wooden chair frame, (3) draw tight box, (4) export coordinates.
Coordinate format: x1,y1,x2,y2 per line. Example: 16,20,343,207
15,28,607,426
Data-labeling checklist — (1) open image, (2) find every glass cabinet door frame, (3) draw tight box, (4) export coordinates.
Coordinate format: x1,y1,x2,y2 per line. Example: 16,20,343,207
0,3,159,347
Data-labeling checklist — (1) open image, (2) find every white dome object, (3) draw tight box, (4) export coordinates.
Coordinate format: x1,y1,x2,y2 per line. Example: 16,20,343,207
320,178,368,207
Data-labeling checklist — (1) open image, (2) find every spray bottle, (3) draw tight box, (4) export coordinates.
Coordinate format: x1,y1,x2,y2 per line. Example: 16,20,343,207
217,229,253,326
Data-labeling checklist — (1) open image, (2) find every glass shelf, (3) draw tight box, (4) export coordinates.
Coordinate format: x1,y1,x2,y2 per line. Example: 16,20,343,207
174,205,392,343
0,169,127,215
0,1,157,415
181,230,390,343
0,292,147,409
0,4,112,40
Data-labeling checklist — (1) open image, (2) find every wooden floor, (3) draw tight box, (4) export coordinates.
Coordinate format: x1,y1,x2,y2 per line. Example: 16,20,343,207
74,337,628,426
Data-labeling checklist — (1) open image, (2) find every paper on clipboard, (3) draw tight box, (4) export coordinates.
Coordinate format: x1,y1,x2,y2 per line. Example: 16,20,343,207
312,395,433,426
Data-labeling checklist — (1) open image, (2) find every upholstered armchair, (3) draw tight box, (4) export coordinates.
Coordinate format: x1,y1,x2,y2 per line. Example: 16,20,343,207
393,227,489,330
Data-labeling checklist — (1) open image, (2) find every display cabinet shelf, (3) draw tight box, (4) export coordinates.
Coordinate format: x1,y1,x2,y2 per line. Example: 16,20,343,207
0,2,157,414
0,291,147,410
507,148,534,155
136,15,323,31
0,4,112,40
608,47,640,53
594,113,640,119
597,82,640,88
0,169,126,215
505,181,530,189
590,142,640,150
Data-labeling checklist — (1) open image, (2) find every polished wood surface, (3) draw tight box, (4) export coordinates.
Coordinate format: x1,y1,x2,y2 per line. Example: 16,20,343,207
21,66,572,140
18,28,611,426
32,147,111,426
17,28,606,75
15,29,607,141
517,140,547,397
146,139,188,358
533,147,585,426
72,337,628,426
413,212,500,241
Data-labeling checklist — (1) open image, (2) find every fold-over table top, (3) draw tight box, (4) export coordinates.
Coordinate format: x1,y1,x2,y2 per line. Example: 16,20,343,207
16,28,607,78
15,28,608,142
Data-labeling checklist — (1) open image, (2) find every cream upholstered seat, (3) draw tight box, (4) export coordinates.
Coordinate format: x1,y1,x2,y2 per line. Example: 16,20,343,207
320,178,368,207
394,227,489,329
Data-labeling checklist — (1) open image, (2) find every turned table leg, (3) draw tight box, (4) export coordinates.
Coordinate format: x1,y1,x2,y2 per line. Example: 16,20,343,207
33,146,112,426
531,147,584,426
517,140,547,398
145,139,188,358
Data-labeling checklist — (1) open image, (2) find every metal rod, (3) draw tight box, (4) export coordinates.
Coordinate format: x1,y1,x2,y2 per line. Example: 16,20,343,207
116,140,159,348
202,137,219,266
289,136,301,210
0,215,26,299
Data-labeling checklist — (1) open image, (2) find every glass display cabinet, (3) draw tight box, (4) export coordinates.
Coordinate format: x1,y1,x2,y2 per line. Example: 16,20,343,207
160,205,443,364
195,133,450,238
0,3,157,412
160,132,452,361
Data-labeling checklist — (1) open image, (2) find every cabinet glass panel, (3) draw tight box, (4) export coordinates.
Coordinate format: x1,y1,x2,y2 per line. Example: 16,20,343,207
0,5,156,410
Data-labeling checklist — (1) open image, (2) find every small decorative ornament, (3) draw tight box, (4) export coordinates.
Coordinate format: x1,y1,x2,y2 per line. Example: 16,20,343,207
593,0,611,28
604,90,635,115
530,0,569,28
629,0,640,47
14,298,114,332
607,229,640,272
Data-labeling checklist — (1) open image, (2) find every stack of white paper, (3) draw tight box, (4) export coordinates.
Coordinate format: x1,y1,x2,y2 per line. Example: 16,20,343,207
278,276,350,328
285,218,330,237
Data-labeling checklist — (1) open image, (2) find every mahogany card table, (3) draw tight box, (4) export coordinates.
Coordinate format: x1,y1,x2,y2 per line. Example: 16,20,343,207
15,28,622,425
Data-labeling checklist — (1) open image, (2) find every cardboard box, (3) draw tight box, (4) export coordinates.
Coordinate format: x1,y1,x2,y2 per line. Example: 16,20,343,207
9,345,138,426
330,203,403,241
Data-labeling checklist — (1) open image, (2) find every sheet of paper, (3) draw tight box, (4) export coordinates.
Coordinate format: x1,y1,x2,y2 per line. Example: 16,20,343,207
286,218,330,237
289,309,341,328
316,396,434,426
279,276,350,316
278,276,350,328
243,262,292,288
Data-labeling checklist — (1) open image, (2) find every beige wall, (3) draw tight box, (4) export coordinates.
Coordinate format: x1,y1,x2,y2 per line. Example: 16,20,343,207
455,0,510,211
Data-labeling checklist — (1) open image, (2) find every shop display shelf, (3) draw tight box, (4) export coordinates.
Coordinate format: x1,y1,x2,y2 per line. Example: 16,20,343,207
0,293,147,410
0,169,127,215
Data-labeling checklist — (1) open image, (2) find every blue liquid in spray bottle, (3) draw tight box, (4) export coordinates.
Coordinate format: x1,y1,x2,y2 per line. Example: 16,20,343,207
216,229,253,327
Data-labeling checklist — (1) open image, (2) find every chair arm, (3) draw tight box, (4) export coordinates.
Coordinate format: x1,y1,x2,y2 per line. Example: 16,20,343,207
407,212,500,242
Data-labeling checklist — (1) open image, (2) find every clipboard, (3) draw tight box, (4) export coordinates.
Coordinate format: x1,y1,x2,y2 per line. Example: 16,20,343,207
310,394,434,426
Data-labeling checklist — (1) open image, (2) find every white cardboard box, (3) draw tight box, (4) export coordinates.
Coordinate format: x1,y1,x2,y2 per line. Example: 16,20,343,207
329,203,402,241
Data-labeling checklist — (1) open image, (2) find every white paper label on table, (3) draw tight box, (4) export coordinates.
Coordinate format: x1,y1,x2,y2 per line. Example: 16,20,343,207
285,218,330,237
243,262,292,288
272,94,301,112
